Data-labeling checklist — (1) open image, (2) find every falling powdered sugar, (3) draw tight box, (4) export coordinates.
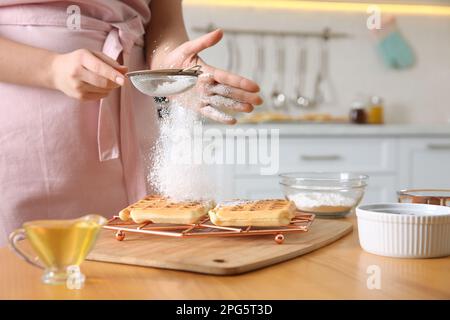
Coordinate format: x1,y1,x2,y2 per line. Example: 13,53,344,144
149,101,217,202
148,73,241,200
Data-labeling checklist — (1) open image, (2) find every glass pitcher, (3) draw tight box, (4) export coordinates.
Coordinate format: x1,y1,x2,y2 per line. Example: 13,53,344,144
9,214,106,285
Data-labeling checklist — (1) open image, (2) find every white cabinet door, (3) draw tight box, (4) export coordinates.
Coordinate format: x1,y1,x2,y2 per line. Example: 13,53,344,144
217,136,450,203
399,138,450,188
234,137,396,176
233,176,283,199
361,175,397,204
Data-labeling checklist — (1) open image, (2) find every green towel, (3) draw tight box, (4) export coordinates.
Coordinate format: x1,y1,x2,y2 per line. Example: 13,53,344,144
378,30,415,69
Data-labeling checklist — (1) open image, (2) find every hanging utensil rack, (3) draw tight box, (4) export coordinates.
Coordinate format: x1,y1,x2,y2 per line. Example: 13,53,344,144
192,25,350,40
104,212,315,244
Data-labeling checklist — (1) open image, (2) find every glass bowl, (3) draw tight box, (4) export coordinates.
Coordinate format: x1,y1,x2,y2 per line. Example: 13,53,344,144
279,172,369,218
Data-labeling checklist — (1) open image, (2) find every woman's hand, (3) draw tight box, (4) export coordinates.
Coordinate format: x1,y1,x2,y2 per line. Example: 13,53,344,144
50,49,127,101
158,29,263,124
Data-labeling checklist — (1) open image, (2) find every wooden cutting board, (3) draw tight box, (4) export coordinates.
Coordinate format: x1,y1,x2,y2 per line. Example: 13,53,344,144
87,218,352,275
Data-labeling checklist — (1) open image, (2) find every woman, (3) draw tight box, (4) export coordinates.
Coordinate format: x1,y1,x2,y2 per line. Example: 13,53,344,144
0,0,262,245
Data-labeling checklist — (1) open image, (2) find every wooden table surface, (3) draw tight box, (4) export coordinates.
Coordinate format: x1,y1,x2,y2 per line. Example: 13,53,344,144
1,216,449,300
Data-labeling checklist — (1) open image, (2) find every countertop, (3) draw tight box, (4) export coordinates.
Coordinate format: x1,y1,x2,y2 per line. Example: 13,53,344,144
203,123,450,137
1,217,449,300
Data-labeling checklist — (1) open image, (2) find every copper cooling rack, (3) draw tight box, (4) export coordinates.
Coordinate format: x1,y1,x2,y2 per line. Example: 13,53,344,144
104,212,315,244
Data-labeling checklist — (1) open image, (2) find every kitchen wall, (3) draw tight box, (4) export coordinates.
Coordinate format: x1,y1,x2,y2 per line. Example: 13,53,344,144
182,2,450,124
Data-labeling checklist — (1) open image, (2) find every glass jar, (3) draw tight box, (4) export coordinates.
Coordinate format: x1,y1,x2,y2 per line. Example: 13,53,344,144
367,96,384,124
349,101,367,124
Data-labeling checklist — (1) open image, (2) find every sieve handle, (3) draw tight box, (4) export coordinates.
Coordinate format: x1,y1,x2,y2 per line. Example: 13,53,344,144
182,65,202,75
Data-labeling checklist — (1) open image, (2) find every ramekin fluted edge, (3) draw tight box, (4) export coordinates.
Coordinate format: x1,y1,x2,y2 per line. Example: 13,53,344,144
356,203,450,258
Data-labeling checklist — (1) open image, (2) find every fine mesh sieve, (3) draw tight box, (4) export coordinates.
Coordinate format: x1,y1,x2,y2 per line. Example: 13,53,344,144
126,65,202,97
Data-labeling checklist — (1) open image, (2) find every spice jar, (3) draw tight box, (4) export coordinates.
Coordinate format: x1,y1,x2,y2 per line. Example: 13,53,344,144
349,101,367,124
367,96,384,124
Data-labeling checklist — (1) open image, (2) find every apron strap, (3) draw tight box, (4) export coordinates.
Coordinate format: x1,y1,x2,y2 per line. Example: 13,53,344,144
98,16,147,202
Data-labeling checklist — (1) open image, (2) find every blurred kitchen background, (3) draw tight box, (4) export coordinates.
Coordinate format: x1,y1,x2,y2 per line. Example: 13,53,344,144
183,0,450,123
177,0,450,204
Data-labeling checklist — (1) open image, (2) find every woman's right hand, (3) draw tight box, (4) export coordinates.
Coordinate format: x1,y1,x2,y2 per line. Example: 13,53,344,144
50,49,127,101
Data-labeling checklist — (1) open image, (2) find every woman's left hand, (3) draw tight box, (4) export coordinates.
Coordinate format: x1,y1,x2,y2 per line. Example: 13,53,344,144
158,29,263,124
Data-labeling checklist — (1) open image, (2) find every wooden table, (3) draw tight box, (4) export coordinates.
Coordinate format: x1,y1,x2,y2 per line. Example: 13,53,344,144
1,217,449,299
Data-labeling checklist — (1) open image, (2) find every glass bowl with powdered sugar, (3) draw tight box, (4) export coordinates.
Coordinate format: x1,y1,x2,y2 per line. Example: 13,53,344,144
279,172,368,218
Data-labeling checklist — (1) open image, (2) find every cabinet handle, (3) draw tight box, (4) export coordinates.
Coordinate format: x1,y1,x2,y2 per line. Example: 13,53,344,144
427,143,450,150
300,155,342,161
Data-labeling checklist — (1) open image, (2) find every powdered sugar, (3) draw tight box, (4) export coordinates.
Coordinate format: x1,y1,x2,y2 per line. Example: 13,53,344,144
209,84,232,96
207,95,238,109
288,192,357,209
130,75,197,96
147,71,242,200
199,105,235,123
149,101,217,202
151,76,197,96
216,199,253,208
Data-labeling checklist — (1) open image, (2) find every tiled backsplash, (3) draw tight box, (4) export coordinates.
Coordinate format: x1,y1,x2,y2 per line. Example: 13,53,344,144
183,4,450,124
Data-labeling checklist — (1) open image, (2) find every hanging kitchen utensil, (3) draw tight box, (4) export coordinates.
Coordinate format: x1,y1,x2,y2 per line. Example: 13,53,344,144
313,28,336,106
291,37,312,109
270,36,287,111
226,32,241,74
127,65,202,97
224,32,241,118
226,33,235,72
232,33,241,74
252,35,267,111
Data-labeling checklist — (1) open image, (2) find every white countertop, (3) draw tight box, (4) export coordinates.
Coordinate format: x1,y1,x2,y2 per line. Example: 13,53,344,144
203,123,450,137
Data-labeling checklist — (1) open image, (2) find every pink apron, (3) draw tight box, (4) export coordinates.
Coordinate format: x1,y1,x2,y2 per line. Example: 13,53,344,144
0,1,158,245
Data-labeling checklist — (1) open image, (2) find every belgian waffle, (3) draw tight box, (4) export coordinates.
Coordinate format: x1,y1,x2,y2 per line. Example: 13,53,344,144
209,199,297,227
119,195,213,224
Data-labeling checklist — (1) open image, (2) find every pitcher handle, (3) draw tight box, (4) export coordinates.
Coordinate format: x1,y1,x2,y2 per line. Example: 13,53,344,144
9,228,44,269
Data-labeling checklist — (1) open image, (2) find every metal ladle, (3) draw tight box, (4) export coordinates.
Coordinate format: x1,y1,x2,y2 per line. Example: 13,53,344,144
252,35,266,110
270,36,287,111
291,38,312,109
312,28,336,106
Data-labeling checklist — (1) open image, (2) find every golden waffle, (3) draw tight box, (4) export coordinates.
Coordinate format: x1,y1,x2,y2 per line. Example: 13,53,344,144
209,199,296,227
119,195,212,224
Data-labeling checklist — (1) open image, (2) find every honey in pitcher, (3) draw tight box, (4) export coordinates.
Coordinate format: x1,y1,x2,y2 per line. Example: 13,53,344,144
23,215,104,270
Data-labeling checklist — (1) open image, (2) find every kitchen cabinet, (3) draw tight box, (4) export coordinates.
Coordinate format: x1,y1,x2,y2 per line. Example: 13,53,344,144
233,176,281,199
232,174,396,204
235,137,396,175
398,138,450,189
210,124,450,203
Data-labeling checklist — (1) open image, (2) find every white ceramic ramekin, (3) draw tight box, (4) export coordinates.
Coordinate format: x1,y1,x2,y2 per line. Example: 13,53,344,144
356,203,450,258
